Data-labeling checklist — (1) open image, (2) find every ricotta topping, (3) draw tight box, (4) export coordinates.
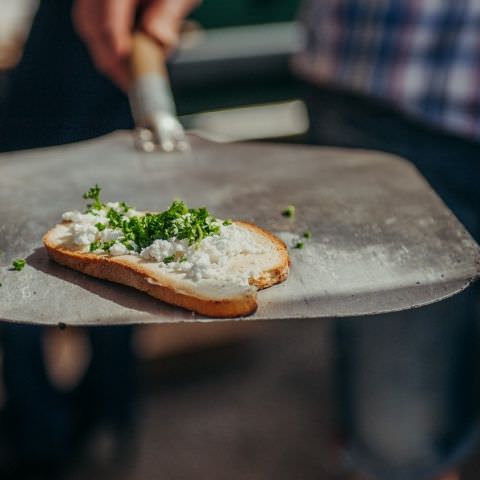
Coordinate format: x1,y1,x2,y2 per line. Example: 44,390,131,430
61,207,267,286
109,242,130,256
62,205,141,247
140,223,265,283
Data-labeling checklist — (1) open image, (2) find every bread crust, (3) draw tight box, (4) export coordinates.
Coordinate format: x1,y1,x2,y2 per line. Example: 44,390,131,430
43,221,289,318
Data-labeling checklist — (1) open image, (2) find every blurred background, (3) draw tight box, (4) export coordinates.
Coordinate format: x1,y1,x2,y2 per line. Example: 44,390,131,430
1,1,480,480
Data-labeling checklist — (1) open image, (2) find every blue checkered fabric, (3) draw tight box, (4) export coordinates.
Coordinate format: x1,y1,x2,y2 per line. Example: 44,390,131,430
294,0,480,139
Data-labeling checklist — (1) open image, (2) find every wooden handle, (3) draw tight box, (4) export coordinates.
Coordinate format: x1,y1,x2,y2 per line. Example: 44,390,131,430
130,31,168,82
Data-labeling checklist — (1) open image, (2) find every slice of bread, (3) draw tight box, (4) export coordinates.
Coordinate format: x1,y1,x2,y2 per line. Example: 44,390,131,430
43,221,289,318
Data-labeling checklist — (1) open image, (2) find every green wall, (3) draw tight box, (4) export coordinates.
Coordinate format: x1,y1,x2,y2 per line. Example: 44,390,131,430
190,0,301,29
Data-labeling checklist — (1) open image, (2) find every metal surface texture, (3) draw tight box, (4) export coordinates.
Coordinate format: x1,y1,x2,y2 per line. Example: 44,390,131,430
0,132,479,326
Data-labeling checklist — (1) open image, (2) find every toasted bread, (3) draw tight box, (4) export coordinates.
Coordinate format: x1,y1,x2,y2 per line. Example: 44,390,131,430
43,221,289,318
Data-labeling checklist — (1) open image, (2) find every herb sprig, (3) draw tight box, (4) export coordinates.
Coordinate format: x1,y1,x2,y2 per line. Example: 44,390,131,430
12,259,26,271
83,184,104,212
82,186,222,253
282,205,295,218
120,200,221,250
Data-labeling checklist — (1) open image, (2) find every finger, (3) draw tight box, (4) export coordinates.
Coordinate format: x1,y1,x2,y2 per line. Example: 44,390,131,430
98,0,138,59
93,0,137,89
74,0,137,56
73,0,137,89
140,0,201,50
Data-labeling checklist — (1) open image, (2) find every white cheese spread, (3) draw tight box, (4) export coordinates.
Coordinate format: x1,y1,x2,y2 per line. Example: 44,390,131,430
62,205,141,247
61,207,267,286
109,242,130,256
140,223,265,283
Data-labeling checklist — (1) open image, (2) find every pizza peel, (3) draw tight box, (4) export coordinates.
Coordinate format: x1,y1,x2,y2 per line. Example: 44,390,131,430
0,131,479,326
1,33,479,326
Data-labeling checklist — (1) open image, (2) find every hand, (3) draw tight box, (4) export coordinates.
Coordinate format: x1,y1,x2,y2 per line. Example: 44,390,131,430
73,0,200,90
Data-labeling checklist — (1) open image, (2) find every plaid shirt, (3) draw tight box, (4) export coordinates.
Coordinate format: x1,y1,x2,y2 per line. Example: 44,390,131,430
294,0,480,140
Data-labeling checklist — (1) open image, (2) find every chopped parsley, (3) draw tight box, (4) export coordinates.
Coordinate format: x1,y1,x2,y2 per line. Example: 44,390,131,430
119,201,131,213
12,259,26,271
101,240,116,251
282,205,295,218
303,231,312,239
122,240,136,251
163,254,188,264
80,185,224,253
83,184,104,212
294,242,304,249
119,201,220,250
106,207,123,228
89,241,100,252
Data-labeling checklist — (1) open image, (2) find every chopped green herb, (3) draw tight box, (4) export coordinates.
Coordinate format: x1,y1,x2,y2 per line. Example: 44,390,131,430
121,239,136,251
12,259,26,271
163,255,176,264
294,242,304,249
103,240,116,251
223,219,233,226
81,186,222,253
117,200,221,250
106,208,123,228
179,256,188,263
282,205,296,218
89,241,100,252
90,240,117,252
303,231,312,239
83,184,104,211
119,201,131,213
